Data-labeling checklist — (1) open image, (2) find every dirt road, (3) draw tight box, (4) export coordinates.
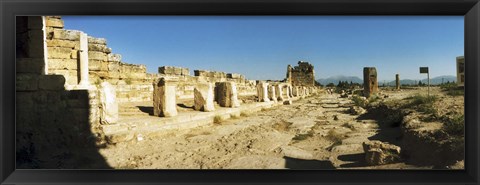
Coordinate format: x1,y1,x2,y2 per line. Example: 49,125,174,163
99,92,431,169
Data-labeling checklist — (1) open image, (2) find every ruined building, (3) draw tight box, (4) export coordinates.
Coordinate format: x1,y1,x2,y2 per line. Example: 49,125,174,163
286,61,316,87
15,16,319,168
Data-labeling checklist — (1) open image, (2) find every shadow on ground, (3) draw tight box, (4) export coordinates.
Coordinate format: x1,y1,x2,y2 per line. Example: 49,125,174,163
137,106,154,115
284,156,336,169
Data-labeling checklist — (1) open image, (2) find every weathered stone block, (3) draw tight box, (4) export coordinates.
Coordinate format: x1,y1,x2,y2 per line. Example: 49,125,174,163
363,140,401,165
16,74,39,91
194,70,208,77
46,39,78,49
107,53,122,62
153,78,178,117
88,36,107,45
48,58,78,70
159,66,175,75
88,51,107,61
256,81,270,102
48,47,72,59
53,29,81,41
38,75,65,90
88,44,112,53
16,58,44,74
46,17,64,28
215,82,240,108
108,61,120,72
100,82,119,124
194,83,215,112
89,60,108,71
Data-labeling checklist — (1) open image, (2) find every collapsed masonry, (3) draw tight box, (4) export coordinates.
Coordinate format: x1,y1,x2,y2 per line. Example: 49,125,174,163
15,16,320,168
287,61,316,87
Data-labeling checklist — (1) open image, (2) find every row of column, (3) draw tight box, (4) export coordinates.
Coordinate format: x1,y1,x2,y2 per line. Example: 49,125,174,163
153,78,241,117
152,78,319,118
256,81,316,105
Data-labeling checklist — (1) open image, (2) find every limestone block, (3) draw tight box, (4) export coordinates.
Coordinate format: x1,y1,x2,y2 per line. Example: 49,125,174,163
182,68,190,76
194,83,215,112
89,60,108,71
48,47,72,59
107,53,122,62
268,85,277,102
215,82,240,108
89,44,112,53
53,29,81,41
38,75,66,90
159,66,175,75
256,81,270,102
108,61,121,72
16,58,45,74
88,36,107,45
46,17,64,28
46,39,78,49
99,81,119,124
174,67,182,75
47,58,77,70
363,140,401,165
194,70,208,77
88,51,107,61
153,78,178,117
16,73,39,91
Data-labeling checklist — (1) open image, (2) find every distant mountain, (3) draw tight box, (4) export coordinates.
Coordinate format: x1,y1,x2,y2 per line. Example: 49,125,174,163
316,75,363,85
382,75,457,86
318,75,457,86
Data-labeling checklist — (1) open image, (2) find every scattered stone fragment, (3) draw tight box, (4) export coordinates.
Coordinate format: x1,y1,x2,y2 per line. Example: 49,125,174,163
363,140,401,165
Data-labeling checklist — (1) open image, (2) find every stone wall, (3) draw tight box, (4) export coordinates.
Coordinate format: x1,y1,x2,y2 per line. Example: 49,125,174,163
288,61,315,87
16,16,109,168
44,16,257,103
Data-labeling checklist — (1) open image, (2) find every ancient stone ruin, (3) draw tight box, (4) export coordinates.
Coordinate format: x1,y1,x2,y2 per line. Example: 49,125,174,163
287,61,316,87
363,67,378,98
15,16,322,168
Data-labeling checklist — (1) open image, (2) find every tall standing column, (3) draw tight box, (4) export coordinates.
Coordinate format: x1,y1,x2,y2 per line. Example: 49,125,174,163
276,84,284,101
396,74,400,90
78,32,89,88
256,81,270,102
268,84,277,102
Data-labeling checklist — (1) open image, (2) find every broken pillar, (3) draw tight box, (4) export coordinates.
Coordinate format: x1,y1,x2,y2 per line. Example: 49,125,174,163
363,67,378,98
284,84,292,105
99,81,118,124
215,82,240,108
268,84,277,102
256,81,270,102
396,74,400,90
194,83,215,112
77,32,89,89
153,77,178,117
276,84,285,101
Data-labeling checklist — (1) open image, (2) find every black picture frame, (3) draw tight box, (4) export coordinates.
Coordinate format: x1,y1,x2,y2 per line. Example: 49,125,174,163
1,0,479,184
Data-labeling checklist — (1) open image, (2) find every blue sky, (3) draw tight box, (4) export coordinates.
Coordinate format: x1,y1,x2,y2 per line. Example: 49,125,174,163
62,16,463,81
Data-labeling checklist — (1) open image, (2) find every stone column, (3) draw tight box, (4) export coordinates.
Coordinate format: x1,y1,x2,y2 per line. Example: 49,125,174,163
302,87,307,97
77,32,89,88
396,74,400,90
153,77,178,117
276,84,284,101
268,84,277,102
194,83,215,112
363,67,378,98
292,86,298,97
215,82,240,108
256,81,270,102
284,85,293,105
99,81,118,124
